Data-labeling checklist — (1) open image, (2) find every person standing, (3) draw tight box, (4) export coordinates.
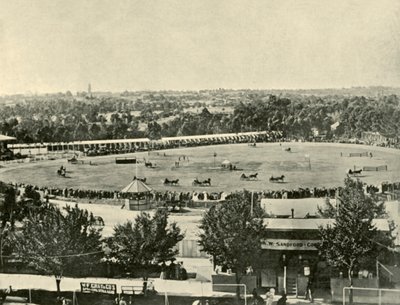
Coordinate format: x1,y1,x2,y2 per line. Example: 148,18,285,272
265,288,275,305
305,277,314,303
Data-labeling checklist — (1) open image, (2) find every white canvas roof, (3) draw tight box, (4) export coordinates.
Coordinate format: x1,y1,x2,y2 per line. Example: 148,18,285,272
264,218,390,231
0,134,16,142
261,198,336,218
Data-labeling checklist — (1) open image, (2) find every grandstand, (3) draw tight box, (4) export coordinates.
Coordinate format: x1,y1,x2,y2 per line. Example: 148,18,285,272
7,131,269,155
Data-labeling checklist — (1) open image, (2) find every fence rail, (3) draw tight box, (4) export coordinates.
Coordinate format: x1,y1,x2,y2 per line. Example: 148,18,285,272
363,165,388,171
343,287,400,305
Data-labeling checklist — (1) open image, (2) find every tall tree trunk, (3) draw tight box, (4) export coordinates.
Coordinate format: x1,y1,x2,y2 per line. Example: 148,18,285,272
55,275,62,294
235,272,242,301
348,266,353,305
142,269,149,296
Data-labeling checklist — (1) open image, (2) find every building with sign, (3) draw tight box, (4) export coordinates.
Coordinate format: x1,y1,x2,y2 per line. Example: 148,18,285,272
257,198,390,296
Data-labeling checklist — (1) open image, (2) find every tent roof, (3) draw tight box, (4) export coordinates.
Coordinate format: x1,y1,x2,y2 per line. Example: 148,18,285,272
221,159,231,165
261,198,335,218
121,179,152,193
263,218,389,231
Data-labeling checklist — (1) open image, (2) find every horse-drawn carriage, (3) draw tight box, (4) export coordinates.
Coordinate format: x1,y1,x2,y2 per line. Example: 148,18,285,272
144,160,157,168
164,178,179,186
269,175,285,183
192,178,211,186
133,176,147,183
240,173,258,181
347,169,363,176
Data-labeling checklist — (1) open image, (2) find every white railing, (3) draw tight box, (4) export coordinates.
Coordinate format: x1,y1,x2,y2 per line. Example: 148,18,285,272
343,287,400,305
212,283,247,305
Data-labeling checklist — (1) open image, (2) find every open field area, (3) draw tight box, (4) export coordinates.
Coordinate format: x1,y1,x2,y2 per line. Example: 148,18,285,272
1,142,400,193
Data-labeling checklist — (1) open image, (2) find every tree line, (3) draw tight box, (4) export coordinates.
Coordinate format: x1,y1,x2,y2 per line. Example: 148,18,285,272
1,93,399,142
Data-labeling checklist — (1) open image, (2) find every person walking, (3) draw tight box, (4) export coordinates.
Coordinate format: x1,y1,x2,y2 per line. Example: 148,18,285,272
305,277,314,303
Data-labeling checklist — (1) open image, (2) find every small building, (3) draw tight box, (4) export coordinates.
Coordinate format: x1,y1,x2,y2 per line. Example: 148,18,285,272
213,198,390,296
258,196,390,296
120,179,153,210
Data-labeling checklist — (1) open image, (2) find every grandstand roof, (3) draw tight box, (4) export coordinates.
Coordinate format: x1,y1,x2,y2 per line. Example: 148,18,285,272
162,131,267,142
0,134,16,142
49,138,150,145
9,138,150,148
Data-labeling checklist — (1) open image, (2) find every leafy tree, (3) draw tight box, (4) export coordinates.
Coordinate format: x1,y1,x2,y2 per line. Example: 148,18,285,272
0,183,17,228
198,191,266,299
108,209,184,290
12,203,103,293
146,121,162,140
317,177,392,304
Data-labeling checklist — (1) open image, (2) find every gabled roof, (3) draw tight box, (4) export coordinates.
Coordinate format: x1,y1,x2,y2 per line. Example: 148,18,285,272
121,179,152,193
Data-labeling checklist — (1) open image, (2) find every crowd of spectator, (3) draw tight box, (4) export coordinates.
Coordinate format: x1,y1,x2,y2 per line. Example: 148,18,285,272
8,179,397,210
381,181,400,193
260,187,338,199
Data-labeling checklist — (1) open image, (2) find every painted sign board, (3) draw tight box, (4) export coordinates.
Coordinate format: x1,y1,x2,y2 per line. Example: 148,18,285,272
80,282,117,295
262,239,320,250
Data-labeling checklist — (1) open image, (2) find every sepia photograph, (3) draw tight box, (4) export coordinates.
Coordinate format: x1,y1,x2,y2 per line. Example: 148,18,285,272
1,1,400,304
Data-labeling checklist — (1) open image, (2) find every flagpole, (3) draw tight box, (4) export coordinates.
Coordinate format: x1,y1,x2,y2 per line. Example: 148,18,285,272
135,158,138,179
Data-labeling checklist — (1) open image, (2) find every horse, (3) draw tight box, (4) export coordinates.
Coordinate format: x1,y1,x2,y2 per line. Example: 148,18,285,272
202,178,211,186
348,169,363,176
249,173,258,180
269,175,285,182
284,147,291,152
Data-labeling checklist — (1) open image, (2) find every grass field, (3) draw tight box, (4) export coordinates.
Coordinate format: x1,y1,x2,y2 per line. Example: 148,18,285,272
1,142,400,193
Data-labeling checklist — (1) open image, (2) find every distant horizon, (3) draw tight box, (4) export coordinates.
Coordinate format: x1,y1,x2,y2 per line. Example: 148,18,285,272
2,85,400,97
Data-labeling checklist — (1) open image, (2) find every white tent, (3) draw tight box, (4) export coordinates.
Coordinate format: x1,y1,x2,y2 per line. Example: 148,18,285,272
221,159,231,168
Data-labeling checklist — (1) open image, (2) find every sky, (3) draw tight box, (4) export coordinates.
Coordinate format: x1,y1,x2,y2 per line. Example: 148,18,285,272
0,0,399,94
